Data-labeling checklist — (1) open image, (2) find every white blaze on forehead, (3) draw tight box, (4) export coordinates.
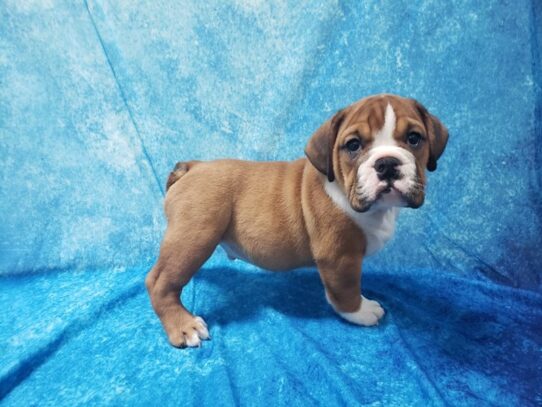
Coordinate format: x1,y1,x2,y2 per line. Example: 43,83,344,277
373,103,397,147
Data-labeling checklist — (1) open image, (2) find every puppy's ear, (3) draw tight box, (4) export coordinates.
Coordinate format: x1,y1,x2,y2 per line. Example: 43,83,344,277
304,109,346,182
413,100,449,172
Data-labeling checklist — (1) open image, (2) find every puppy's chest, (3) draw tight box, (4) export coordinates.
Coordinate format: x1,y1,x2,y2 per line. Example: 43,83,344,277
349,208,399,256
324,181,399,256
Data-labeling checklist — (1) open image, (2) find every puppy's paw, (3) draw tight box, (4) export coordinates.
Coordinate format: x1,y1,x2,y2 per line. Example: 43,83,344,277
167,316,210,348
334,295,385,326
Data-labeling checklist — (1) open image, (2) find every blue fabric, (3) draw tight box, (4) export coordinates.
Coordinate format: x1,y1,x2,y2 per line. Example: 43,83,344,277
1,1,541,405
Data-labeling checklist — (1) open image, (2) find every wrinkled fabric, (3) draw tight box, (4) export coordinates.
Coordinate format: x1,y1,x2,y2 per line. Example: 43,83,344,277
1,1,541,405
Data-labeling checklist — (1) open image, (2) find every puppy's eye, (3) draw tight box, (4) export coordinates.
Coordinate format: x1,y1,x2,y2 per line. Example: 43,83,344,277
345,139,362,152
407,132,422,147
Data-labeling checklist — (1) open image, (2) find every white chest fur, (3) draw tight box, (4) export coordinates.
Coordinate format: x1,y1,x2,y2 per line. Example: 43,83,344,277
324,180,399,256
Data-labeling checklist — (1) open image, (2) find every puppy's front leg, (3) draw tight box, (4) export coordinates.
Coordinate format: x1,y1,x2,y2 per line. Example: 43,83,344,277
318,256,385,326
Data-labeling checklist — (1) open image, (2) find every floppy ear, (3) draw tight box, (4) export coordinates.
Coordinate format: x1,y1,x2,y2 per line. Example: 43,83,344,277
413,99,448,171
304,109,346,182
413,101,449,172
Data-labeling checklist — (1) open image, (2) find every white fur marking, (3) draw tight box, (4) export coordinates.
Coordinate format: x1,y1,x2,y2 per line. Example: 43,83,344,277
184,316,210,347
185,332,201,347
324,180,398,256
326,292,385,326
373,103,397,147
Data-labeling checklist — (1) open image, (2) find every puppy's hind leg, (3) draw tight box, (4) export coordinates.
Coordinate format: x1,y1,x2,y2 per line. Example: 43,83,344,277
146,218,226,348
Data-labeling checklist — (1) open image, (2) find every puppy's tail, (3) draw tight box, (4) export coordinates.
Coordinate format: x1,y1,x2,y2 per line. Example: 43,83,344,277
166,161,199,192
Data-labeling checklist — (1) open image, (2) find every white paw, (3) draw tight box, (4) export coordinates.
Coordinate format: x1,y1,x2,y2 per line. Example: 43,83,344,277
328,294,385,326
184,316,210,347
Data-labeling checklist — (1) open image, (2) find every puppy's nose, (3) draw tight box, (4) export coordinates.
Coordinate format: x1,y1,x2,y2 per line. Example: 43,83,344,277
374,157,401,180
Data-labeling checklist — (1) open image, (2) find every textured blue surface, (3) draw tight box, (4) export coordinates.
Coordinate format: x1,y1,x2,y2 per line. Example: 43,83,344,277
1,1,541,405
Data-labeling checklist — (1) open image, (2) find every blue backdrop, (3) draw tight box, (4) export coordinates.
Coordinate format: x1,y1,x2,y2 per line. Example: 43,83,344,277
1,1,541,405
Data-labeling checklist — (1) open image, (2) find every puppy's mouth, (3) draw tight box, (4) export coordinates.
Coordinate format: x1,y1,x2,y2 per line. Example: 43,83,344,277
351,180,423,212
375,183,400,199
371,182,407,210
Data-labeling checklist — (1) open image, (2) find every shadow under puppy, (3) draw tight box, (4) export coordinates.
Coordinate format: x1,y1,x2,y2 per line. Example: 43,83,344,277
146,93,448,348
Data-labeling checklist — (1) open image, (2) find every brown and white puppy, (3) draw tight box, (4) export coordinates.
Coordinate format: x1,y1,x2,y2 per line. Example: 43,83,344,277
146,94,448,348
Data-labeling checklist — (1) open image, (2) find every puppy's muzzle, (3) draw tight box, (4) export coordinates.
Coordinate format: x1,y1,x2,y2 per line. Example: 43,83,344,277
374,157,401,181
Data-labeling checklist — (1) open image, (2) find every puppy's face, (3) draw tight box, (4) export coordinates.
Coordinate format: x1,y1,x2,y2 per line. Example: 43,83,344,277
306,94,448,212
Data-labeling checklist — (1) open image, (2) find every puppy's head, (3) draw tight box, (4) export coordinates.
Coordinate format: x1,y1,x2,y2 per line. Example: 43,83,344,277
305,94,448,212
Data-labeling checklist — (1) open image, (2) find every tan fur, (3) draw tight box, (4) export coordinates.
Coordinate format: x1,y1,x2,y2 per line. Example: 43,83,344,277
146,94,448,348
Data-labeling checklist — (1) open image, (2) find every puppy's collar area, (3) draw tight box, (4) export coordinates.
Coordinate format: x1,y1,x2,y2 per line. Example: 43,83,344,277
323,179,398,256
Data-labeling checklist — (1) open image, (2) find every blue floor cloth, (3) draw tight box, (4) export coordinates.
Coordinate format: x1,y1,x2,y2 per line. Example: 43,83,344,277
1,1,541,405
1,263,541,405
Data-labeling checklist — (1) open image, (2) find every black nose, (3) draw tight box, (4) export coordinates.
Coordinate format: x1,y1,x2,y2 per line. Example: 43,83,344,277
374,157,401,180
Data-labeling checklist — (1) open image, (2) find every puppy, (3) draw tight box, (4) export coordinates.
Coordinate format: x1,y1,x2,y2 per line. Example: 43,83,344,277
146,94,448,348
